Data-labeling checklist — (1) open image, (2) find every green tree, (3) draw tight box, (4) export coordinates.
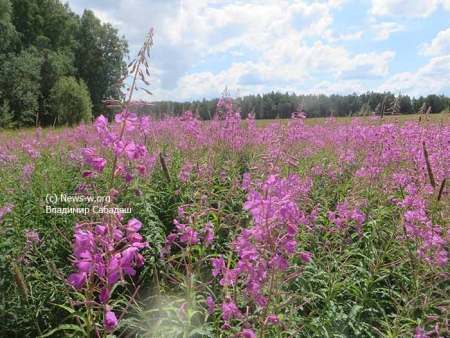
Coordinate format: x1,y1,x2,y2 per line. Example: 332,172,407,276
50,76,92,126
75,10,128,116
425,94,445,113
0,47,43,126
10,0,78,51
39,49,76,124
399,94,413,114
0,0,18,53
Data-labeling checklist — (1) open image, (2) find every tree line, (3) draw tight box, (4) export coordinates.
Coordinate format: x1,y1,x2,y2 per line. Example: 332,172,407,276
142,91,450,120
0,0,128,128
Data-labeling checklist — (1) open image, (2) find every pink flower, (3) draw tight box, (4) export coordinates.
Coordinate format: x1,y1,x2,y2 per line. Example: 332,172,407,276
269,255,288,272
114,141,136,159
240,329,256,338
221,297,242,320
115,110,137,132
413,326,427,338
99,287,110,304
92,157,107,172
67,272,86,291
299,251,312,263
103,310,118,333
124,172,133,183
266,314,279,325
82,170,93,177
134,143,147,159
211,256,225,277
82,147,96,164
204,223,214,247
126,219,142,232
94,115,108,133
25,231,41,244
206,295,215,315
242,173,251,189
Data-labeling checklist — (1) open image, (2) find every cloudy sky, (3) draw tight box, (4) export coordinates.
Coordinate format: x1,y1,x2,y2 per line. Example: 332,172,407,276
67,0,450,102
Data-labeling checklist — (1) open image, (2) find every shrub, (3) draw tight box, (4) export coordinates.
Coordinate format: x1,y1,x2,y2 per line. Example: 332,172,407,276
50,76,92,126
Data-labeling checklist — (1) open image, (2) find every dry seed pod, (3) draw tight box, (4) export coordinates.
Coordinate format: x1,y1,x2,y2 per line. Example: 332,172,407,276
422,141,436,189
438,178,446,202
11,263,28,301
159,152,171,183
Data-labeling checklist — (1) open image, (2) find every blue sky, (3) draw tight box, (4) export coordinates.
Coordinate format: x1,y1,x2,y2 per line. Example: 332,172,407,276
67,0,450,102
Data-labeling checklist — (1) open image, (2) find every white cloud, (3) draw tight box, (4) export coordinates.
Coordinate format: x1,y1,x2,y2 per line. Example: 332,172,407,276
166,45,396,100
325,29,363,42
328,0,350,8
90,8,122,26
420,28,450,56
368,0,446,18
171,62,270,100
313,80,366,94
377,56,450,96
371,22,404,40
336,51,396,79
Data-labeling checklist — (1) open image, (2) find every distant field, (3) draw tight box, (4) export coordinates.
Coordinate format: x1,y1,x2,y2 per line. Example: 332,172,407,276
2,113,449,138
256,112,450,127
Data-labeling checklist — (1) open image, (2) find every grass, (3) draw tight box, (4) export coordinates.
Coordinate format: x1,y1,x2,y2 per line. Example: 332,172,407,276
256,111,450,127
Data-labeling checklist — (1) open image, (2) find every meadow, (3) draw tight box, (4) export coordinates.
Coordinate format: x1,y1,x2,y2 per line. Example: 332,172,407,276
1,31,450,338
1,102,450,337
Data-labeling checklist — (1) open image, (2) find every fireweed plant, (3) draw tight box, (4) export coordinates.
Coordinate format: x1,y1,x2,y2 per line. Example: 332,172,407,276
56,29,156,337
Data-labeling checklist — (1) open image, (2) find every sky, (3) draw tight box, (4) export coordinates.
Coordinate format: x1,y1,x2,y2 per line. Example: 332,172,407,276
67,0,450,102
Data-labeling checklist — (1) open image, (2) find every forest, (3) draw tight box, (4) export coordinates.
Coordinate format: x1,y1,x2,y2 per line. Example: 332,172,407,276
143,91,450,120
0,0,128,128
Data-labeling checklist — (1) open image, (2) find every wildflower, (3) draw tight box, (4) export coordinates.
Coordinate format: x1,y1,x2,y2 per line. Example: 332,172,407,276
240,329,256,338
103,310,118,333
221,323,231,330
126,219,142,232
211,256,225,277
269,255,288,272
82,147,96,164
242,173,251,189
206,295,215,315
114,141,136,159
204,223,214,247
266,315,279,325
22,164,34,182
25,231,41,244
67,272,87,291
0,203,13,225
299,251,312,263
221,296,242,320
99,287,110,304
82,170,93,177
92,157,107,172
413,326,427,338
94,115,108,133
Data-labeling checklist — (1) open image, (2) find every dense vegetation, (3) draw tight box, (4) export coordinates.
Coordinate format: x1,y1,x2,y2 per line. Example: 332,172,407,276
0,0,128,128
1,100,450,337
144,91,450,120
